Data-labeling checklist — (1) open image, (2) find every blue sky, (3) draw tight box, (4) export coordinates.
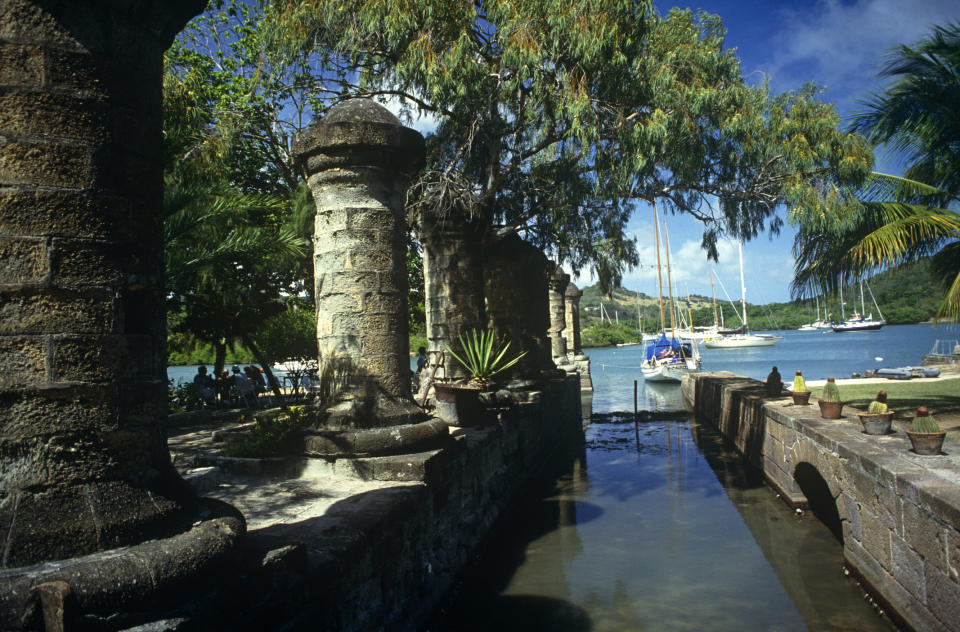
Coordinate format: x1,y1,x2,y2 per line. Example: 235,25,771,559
575,0,959,304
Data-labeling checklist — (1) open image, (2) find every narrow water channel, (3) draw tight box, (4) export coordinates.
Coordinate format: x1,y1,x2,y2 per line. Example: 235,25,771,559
426,416,896,631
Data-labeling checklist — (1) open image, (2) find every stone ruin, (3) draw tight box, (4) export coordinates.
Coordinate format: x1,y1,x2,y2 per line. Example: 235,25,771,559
0,1,593,625
0,1,243,629
293,100,448,455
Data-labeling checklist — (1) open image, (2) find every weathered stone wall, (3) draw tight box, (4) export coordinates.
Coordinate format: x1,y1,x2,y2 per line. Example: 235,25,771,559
563,282,592,390
483,234,554,378
547,264,569,360
157,376,584,631
684,372,960,632
417,209,486,382
0,0,208,567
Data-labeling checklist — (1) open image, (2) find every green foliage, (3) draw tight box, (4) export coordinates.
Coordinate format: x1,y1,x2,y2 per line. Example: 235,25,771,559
167,379,200,414
793,374,808,392
792,23,960,322
221,406,313,458
581,322,641,348
445,329,527,385
912,411,940,433
250,302,317,366
822,379,841,403
267,2,869,290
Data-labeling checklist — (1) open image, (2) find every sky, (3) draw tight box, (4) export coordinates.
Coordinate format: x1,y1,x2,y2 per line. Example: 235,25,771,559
570,0,959,305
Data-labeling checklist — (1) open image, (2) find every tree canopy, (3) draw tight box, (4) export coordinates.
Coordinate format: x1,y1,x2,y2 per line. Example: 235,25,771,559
791,22,960,322
267,0,871,290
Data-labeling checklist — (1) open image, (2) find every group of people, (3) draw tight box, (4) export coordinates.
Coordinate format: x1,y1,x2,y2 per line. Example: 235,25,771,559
193,364,268,409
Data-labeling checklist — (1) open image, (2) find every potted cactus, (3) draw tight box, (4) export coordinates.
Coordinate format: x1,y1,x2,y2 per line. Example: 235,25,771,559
857,391,893,435
790,370,811,405
905,406,946,455
817,377,844,419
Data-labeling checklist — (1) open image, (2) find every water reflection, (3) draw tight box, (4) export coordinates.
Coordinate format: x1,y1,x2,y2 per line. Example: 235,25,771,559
427,420,894,632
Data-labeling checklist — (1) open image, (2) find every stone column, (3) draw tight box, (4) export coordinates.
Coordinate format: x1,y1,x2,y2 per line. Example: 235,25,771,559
294,100,425,426
484,234,554,378
0,0,218,568
547,264,570,361
564,282,584,356
417,208,486,382
564,282,592,390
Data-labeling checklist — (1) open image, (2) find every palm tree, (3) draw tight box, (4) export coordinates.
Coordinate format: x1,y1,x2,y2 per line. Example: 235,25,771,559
792,23,960,322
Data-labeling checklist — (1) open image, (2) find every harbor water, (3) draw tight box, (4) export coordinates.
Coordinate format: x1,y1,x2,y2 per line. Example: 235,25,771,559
423,325,960,630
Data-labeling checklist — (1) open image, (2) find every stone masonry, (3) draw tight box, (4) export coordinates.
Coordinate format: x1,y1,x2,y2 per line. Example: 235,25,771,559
547,263,569,361
684,372,960,632
416,203,486,382
294,100,425,425
0,2,244,628
483,234,554,379
564,281,592,390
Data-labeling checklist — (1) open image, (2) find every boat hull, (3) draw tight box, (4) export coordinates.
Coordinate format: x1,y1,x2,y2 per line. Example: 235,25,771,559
642,360,699,382
703,335,782,348
832,321,884,332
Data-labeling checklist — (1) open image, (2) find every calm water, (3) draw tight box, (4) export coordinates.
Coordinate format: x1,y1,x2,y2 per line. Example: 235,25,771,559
428,420,895,631
422,325,956,630
589,323,958,414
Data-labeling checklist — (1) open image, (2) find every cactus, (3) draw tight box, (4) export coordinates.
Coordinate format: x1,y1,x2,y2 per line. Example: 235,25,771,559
912,406,940,433
821,377,840,403
868,390,888,414
792,370,807,392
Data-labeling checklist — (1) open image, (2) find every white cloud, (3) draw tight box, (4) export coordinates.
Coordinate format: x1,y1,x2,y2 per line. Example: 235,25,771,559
762,0,958,114
375,92,440,135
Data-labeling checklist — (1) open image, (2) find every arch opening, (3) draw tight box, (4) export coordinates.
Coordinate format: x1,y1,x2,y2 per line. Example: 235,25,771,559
793,462,843,544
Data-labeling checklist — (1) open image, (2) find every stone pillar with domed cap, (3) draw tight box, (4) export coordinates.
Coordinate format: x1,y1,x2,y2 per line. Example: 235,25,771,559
294,99,427,427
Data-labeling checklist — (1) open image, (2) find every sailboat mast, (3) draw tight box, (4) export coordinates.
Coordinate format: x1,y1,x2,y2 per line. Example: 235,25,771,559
860,280,866,317
710,269,719,328
653,202,666,333
738,242,747,331
840,284,845,321
664,220,677,335
686,284,694,333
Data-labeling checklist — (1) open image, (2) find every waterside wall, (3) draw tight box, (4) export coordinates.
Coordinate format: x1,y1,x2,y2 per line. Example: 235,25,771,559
683,372,960,632
170,375,584,631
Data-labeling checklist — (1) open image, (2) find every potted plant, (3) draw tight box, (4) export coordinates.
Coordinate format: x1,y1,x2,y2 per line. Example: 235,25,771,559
905,406,947,455
817,377,844,419
857,390,893,435
434,329,527,426
790,370,811,405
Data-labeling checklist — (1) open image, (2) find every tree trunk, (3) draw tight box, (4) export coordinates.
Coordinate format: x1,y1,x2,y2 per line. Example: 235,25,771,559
242,334,288,410
214,340,227,377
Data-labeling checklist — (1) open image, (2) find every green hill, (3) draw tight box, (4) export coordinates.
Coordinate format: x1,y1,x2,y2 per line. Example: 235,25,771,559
577,259,947,345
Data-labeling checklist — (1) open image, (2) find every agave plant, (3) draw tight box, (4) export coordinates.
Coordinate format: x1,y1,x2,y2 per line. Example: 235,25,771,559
821,377,841,403
446,329,527,386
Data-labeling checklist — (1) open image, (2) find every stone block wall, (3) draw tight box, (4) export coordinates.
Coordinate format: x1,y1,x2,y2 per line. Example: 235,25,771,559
684,372,960,632
172,376,584,631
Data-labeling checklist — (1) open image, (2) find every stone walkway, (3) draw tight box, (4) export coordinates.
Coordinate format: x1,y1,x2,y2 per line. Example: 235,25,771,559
166,418,416,531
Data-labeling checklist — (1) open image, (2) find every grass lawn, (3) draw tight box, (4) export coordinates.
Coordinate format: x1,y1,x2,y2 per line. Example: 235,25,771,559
810,378,960,417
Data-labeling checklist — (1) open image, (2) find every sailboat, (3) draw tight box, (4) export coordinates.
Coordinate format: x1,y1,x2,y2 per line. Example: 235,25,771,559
832,280,885,332
642,207,701,382
703,243,782,348
798,295,830,330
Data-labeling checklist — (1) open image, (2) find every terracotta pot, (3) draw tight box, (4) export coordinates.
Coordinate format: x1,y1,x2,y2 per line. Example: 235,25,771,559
817,399,844,419
433,382,483,427
856,412,893,435
790,391,811,406
905,429,947,455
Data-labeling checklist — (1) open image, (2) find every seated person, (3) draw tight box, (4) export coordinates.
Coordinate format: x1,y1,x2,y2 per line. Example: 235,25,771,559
192,365,216,405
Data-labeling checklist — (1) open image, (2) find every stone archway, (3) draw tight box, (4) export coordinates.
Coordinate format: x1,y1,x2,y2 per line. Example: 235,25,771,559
793,462,844,543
